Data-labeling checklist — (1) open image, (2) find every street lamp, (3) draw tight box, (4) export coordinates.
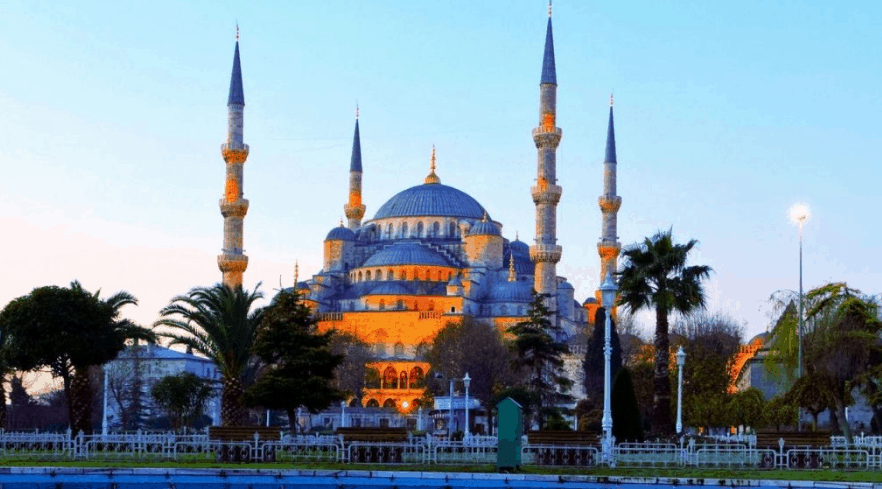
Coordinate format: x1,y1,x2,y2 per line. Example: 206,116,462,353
463,372,471,441
599,273,617,456
789,203,809,379
676,346,686,434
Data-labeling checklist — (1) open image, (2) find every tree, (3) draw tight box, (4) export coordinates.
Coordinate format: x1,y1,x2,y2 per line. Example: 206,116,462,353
616,230,712,435
423,316,518,435
151,372,213,431
507,291,572,429
729,388,766,431
7,375,37,430
762,300,799,385
786,373,836,431
0,281,152,434
106,345,151,430
154,283,265,426
801,283,881,442
243,290,344,432
764,395,798,431
329,332,373,401
582,307,623,404
612,367,644,442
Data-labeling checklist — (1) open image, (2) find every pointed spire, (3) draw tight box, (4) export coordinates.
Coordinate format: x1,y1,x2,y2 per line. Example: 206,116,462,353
425,145,440,184
508,254,517,282
605,95,617,163
228,33,245,106
350,108,362,172
540,2,557,85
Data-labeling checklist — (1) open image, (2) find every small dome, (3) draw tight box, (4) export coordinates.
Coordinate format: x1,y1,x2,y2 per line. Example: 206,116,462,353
558,281,574,290
468,218,500,237
509,239,530,255
363,242,450,267
325,226,355,241
367,282,413,295
582,297,598,305
489,281,533,303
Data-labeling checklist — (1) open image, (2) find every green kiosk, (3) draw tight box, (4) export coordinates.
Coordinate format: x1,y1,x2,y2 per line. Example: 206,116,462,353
496,397,523,472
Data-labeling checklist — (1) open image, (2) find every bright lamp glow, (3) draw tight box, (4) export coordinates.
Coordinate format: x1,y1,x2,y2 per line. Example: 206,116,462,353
789,203,810,225
402,401,409,409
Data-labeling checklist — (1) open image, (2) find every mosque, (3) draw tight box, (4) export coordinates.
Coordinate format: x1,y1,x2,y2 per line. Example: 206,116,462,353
216,7,622,412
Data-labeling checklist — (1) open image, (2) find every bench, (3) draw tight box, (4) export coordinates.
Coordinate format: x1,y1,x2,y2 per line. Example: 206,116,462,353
755,430,831,468
336,427,409,463
208,426,282,462
526,430,600,466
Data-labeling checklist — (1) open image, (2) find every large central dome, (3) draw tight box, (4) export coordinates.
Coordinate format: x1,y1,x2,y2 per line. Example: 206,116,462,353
373,183,487,220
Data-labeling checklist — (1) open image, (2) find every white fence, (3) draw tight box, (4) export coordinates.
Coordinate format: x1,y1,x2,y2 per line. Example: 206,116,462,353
1,429,881,469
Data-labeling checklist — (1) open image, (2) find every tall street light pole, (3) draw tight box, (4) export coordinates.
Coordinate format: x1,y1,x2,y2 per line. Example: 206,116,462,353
600,273,617,458
463,373,471,442
789,203,810,379
676,346,686,434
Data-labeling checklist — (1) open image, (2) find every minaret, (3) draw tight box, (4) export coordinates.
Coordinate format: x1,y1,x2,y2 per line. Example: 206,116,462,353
344,106,366,230
217,29,250,288
598,94,622,287
530,2,563,315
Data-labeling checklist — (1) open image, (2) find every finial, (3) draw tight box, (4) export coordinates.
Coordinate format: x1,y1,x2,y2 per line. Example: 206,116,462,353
482,211,489,222
508,254,516,282
236,23,240,42
424,145,441,184
548,0,552,18
355,103,359,120
294,260,299,286
516,230,519,241
610,92,614,107
340,217,344,227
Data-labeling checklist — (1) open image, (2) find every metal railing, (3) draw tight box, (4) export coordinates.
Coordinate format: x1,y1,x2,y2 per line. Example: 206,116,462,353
2,429,881,470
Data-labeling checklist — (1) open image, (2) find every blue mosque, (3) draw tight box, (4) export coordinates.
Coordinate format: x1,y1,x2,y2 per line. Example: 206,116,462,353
217,5,622,409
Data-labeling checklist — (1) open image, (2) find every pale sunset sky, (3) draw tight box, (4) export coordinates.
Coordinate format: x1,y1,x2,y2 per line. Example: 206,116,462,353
1,1,880,350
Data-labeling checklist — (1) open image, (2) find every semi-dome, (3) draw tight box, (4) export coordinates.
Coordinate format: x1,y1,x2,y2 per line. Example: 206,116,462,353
367,282,413,295
488,281,533,302
373,183,487,220
363,242,451,267
469,219,500,237
325,225,355,241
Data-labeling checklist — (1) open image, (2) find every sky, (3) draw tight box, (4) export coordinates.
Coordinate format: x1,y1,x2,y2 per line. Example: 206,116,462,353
1,0,880,345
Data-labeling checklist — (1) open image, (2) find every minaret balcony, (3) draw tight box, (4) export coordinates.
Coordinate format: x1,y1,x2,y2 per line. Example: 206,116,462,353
344,203,366,219
219,199,250,218
532,127,562,148
531,184,562,205
597,240,622,255
221,144,250,164
598,195,622,213
217,253,248,273
529,244,563,263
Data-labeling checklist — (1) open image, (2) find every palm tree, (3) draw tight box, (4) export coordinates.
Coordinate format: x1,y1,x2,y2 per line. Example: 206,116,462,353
69,281,154,434
153,283,264,426
617,230,711,435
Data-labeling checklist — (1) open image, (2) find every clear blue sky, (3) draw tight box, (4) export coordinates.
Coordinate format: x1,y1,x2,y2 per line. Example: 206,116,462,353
1,0,880,342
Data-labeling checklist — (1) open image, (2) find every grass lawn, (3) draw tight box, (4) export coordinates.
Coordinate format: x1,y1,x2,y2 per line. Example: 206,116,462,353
2,461,880,482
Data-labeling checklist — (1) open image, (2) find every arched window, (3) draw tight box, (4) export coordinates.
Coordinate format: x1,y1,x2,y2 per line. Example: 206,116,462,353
376,269,383,280
401,222,408,238
500,305,508,316
413,300,419,311
518,306,525,315
379,299,386,311
432,222,440,237
384,366,398,389
410,367,425,388
386,223,393,239
394,342,405,357
397,300,404,310
428,300,435,311
349,398,361,407
448,221,456,237
366,270,372,281
383,399,396,409
417,221,424,237
357,271,363,282
366,399,380,408
399,371,408,389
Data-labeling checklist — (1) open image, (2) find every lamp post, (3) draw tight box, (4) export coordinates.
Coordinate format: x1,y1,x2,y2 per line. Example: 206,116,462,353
463,372,471,442
449,378,455,441
789,203,809,379
599,273,617,458
340,400,346,428
676,346,686,434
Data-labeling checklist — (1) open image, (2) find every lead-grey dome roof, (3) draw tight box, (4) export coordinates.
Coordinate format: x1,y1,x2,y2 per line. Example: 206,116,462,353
373,183,487,220
363,242,451,267
325,226,355,241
